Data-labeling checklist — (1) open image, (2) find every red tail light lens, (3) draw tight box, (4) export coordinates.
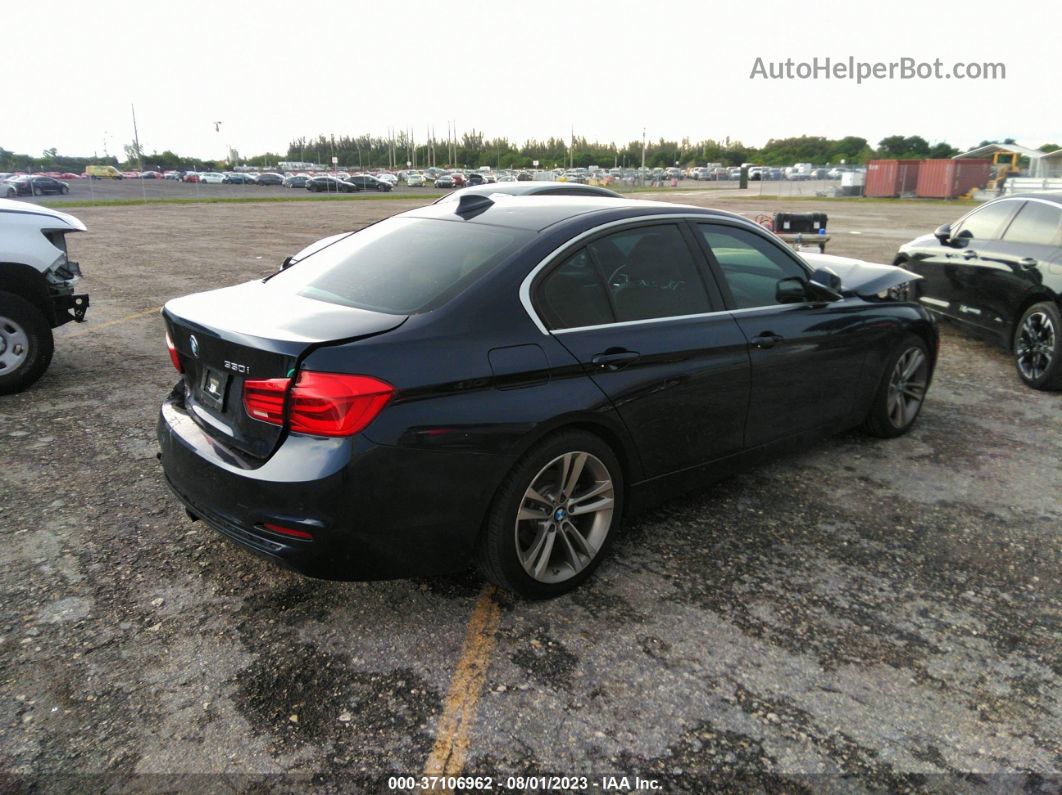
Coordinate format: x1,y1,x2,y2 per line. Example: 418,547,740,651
243,372,393,437
289,372,394,436
261,522,314,540
243,377,289,424
165,332,183,372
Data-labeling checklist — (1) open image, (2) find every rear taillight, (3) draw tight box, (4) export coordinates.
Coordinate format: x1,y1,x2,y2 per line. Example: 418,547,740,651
243,372,393,437
165,332,183,372
243,377,289,424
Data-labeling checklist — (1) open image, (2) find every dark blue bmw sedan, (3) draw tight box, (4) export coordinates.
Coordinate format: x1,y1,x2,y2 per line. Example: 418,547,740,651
158,196,936,598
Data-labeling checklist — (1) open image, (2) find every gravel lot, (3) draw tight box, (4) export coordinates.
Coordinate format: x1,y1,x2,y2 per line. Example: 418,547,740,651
1,195,1058,791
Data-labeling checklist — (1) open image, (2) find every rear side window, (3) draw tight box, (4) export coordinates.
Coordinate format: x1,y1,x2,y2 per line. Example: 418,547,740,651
539,249,613,329
954,200,1019,241
1002,201,1062,246
697,224,807,309
268,218,531,314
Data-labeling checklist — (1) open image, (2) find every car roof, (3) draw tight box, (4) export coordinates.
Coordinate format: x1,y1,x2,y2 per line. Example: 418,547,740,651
402,195,745,232
995,192,1062,204
434,181,622,204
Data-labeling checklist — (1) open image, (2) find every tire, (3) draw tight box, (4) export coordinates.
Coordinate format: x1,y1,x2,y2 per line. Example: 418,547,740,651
1013,301,1062,390
477,430,624,599
0,292,55,395
862,334,931,438
61,186,69,194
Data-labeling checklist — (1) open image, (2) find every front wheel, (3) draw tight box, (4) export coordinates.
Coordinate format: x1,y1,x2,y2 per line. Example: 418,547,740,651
0,292,55,395
478,430,623,599
1014,302,1062,390
863,335,931,438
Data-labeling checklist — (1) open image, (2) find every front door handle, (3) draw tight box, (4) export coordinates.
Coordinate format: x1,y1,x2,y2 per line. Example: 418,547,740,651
1018,257,1038,270
962,249,978,259
751,333,784,349
591,348,639,369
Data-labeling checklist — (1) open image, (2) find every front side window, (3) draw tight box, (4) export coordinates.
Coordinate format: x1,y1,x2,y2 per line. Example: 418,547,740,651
268,218,531,314
697,224,808,309
589,224,711,323
536,224,712,328
954,200,1019,241
1002,201,1062,246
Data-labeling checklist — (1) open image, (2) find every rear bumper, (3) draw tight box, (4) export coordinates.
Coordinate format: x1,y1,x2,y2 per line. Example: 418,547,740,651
157,396,509,581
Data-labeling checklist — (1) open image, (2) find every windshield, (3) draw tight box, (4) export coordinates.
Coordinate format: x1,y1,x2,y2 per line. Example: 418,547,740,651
266,217,532,314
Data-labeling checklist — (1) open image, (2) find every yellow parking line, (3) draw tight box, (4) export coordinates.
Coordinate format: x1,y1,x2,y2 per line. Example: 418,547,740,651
63,306,162,338
421,584,502,786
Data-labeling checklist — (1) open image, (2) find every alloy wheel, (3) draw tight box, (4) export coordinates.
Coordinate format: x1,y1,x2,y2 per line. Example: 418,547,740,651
1016,312,1055,381
514,451,615,584
0,315,29,373
887,347,928,429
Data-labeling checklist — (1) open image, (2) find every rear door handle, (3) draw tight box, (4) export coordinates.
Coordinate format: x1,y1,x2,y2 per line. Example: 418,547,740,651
751,333,784,349
591,349,639,369
1018,257,1038,270
962,249,978,259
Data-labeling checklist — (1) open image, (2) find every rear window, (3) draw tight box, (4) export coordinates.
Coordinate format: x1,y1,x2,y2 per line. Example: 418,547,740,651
267,218,531,314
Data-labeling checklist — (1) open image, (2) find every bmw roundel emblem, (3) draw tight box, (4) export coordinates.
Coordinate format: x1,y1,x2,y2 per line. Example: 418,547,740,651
189,335,200,358
554,507,568,522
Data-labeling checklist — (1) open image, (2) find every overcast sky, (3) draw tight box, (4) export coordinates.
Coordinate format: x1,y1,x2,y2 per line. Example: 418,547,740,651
5,0,1057,160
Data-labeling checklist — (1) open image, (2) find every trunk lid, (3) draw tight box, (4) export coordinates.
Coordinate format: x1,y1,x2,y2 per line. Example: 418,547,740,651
163,280,406,458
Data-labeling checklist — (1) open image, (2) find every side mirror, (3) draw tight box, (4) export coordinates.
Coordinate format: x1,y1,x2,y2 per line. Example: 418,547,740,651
807,267,844,301
775,276,808,304
810,266,842,291
934,223,952,245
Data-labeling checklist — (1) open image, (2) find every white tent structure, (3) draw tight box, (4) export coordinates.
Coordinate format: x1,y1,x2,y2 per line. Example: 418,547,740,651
1039,149,1062,179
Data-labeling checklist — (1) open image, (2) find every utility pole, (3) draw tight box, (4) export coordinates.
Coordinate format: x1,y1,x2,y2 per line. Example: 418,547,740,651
641,127,647,181
213,120,224,165
131,104,143,173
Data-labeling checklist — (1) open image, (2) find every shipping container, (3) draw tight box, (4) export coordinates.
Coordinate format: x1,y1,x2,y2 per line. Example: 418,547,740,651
863,159,922,197
915,159,992,199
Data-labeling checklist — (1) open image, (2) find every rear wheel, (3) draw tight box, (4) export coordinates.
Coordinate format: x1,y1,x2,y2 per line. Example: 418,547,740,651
863,335,930,438
1014,302,1062,390
478,431,623,599
0,292,54,395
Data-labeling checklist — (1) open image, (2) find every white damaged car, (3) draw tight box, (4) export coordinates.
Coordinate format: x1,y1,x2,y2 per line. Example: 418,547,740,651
0,199,90,393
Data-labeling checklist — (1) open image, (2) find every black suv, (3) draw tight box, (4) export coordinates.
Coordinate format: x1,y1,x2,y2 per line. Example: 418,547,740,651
896,193,1062,389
